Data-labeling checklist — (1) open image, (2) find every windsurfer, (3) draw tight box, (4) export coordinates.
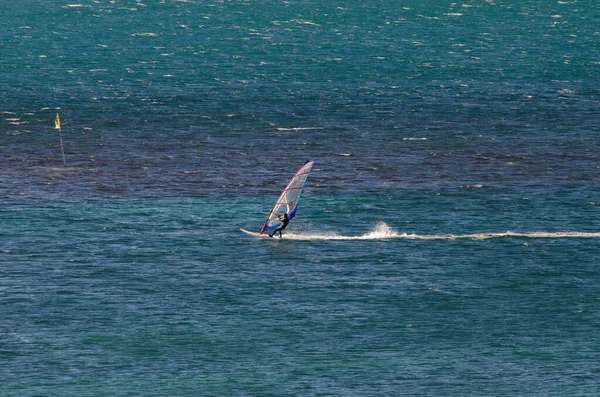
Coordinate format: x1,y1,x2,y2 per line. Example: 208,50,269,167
270,213,289,238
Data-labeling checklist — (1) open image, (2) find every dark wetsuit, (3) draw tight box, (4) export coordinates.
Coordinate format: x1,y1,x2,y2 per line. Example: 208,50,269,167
270,213,289,238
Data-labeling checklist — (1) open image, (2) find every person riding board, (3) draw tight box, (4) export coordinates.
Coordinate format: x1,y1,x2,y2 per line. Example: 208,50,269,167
269,212,289,238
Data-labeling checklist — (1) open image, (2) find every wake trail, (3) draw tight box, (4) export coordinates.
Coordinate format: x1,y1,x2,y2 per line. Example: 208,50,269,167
284,223,600,241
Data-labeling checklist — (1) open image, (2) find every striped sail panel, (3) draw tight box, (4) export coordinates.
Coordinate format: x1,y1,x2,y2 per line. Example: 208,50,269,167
260,161,314,234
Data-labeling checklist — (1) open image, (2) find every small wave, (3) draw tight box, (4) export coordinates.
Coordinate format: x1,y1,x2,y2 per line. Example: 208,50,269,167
276,127,324,131
132,33,158,37
283,223,600,241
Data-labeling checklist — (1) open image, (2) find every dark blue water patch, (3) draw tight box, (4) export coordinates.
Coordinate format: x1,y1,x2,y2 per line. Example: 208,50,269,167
3,122,600,199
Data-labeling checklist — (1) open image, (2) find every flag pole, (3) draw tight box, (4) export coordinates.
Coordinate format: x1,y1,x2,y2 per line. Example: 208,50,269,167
55,113,66,167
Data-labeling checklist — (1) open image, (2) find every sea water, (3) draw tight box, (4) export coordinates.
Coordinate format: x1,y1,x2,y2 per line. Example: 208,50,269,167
2,1,600,395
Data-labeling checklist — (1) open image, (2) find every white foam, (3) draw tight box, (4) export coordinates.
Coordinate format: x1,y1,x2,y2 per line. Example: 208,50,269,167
283,223,600,241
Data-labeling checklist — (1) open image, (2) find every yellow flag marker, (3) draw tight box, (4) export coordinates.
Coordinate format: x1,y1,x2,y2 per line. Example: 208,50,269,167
55,113,66,167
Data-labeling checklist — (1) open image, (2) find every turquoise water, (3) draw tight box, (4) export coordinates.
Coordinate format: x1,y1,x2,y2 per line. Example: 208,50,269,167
2,1,600,395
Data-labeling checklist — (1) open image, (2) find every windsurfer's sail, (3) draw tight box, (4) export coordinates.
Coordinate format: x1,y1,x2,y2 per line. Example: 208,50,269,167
260,161,314,234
